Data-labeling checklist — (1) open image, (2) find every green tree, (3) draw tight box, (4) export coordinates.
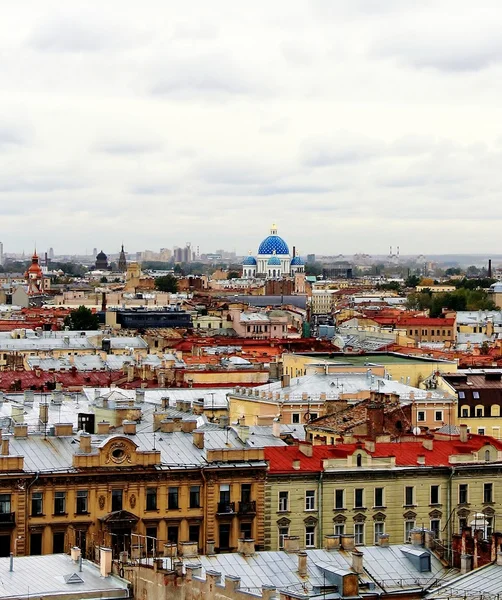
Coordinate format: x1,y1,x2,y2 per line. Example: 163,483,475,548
100,276,108,283
64,306,100,330
227,271,240,279
405,274,421,288
155,274,178,293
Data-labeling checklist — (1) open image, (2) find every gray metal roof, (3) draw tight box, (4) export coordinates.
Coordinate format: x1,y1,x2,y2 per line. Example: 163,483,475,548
0,554,129,598
231,373,450,403
425,562,502,599
177,548,376,595
360,545,457,592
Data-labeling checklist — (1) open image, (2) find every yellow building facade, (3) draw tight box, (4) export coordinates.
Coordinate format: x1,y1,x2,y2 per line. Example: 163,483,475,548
264,433,502,551
0,425,266,558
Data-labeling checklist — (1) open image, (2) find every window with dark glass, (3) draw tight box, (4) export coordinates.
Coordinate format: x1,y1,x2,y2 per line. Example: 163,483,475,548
405,486,414,506
54,491,66,515
31,492,43,516
219,484,230,504
76,490,88,514
459,484,468,504
241,484,251,503
240,522,252,538
354,488,364,508
146,488,157,511
335,489,344,509
190,486,200,508
111,489,123,512
146,526,157,554
189,525,200,544
0,495,11,514
374,488,384,508
168,487,179,510
484,483,493,503
167,526,178,543
430,485,440,505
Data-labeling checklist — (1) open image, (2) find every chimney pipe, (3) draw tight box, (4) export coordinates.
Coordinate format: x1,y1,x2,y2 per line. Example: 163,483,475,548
459,424,468,443
9,552,13,572
100,547,112,577
1,434,10,456
488,259,493,279
298,551,308,577
351,550,364,574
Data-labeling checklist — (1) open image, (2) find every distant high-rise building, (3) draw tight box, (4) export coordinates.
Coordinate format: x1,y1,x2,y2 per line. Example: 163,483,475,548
0,242,3,266
307,254,316,264
48,247,54,260
93,248,98,259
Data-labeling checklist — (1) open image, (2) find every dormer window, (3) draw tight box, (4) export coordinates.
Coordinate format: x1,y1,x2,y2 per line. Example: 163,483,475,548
356,454,362,467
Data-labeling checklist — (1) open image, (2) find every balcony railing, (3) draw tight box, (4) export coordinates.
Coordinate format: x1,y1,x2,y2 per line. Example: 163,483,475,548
238,501,256,515
217,502,235,514
0,512,15,526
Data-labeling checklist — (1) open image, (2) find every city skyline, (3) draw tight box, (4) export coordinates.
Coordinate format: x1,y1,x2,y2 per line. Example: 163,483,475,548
2,1,502,253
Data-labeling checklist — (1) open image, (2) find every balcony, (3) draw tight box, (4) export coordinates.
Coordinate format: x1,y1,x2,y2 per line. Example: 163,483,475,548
217,502,236,515
0,512,15,527
238,501,256,516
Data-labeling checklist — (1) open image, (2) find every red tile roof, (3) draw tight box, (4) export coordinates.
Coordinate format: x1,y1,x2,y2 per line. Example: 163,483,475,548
265,434,502,472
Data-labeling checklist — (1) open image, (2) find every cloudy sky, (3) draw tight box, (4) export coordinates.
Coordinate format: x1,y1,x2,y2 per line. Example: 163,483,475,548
2,0,502,257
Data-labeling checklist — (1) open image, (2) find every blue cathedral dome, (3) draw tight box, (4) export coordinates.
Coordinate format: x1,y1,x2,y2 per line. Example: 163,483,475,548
258,225,289,255
291,256,305,266
267,255,281,266
242,255,257,266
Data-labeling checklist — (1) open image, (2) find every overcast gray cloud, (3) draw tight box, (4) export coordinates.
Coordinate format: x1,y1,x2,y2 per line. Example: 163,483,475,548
1,0,502,256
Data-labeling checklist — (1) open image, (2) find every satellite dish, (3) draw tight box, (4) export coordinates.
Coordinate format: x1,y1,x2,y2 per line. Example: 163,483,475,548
412,427,421,436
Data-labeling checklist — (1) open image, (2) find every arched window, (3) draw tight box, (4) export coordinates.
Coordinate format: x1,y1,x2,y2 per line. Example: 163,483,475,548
475,405,484,417
356,454,362,467
485,449,491,461
491,405,501,417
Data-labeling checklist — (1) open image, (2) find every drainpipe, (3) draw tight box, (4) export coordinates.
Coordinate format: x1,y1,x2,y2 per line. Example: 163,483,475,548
318,470,324,548
447,467,455,565
24,472,40,557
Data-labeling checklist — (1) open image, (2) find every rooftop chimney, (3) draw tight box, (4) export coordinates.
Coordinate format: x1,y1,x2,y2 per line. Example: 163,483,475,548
39,403,49,425
298,551,308,577
79,432,92,453
272,418,281,438
422,437,433,451
97,421,111,435
14,423,28,438
123,421,137,435
324,535,340,551
54,423,73,437
488,259,493,279
100,547,112,577
410,529,423,547
284,536,300,553
193,430,204,449
459,424,468,443
299,442,313,457
238,538,255,557
377,533,390,547
351,551,364,574
1,434,10,456
340,534,355,551
461,553,472,574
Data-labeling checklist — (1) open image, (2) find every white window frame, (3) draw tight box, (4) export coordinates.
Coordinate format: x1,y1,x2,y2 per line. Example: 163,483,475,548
305,526,316,548
278,491,289,512
305,490,316,511
354,523,364,545
374,522,384,544
405,520,415,542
